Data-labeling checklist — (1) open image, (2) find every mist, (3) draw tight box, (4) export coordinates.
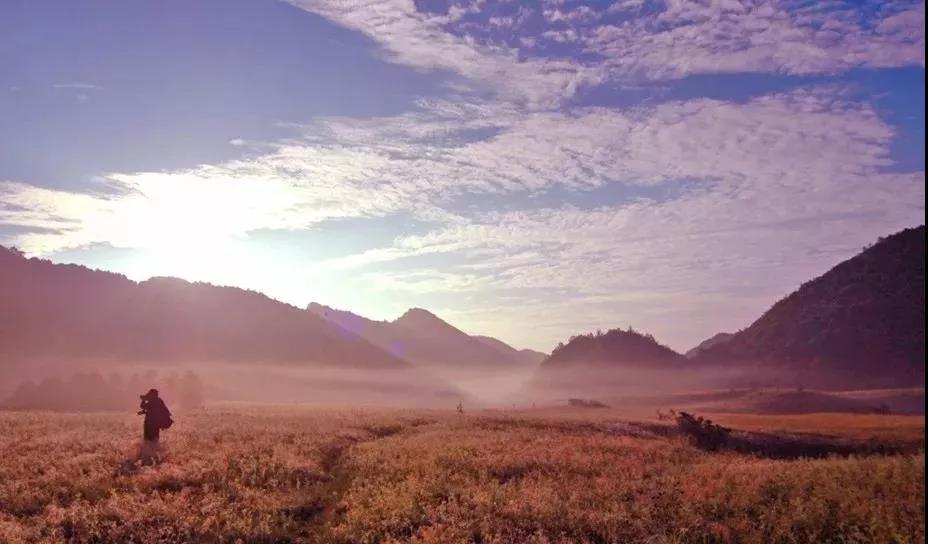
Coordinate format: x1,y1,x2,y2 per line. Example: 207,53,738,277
2,355,911,414
526,361,843,401
0,358,484,411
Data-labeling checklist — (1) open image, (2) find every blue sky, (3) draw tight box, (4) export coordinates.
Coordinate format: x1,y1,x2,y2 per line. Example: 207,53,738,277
1,0,924,351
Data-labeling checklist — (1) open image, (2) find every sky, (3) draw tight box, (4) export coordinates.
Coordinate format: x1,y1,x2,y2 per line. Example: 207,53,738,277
0,0,924,353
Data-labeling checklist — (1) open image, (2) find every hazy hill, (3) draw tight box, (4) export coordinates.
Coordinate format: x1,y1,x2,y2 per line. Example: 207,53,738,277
685,332,734,358
541,327,686,368
695,225,926,387
527,328,688,398
472,335,547,366
308,303,542,369
0,246,404,367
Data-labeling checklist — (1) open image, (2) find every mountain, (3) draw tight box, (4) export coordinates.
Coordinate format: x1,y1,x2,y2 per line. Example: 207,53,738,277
308,303,543,369
685,332,734,358
0,246,405,367
472,336,547,366
540,327,686,368
695,225,926,387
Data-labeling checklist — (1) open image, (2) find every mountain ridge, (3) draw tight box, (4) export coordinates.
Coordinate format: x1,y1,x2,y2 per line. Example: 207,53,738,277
308,302,544,369
694,225,925,387
531,225,925,391
0,246,405,367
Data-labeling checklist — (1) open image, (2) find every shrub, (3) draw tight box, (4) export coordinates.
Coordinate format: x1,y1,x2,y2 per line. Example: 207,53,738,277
676,412,731,451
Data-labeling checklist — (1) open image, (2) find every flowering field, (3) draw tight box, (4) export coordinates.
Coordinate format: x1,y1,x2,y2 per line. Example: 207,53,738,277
0,406,923,543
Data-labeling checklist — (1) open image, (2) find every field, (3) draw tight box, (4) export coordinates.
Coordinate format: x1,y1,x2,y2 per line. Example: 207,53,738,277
0,405,924,544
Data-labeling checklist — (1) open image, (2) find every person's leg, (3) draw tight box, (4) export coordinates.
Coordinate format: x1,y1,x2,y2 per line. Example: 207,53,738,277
140,420,159,464
144,419,158,442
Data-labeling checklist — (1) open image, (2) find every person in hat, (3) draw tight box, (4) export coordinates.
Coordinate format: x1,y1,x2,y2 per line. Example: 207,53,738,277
138,388,173,444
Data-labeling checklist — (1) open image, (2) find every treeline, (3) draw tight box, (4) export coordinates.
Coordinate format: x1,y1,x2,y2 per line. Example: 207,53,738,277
2,369,205,412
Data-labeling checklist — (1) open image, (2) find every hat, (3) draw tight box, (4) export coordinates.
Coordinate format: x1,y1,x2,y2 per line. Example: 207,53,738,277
142,388,159,399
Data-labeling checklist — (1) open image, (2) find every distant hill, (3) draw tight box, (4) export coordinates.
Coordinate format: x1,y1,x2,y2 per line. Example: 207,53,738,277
695,225,926,388
685,332,734,358
527,328,688,398
308,303,543,369
541,327,686,368
0,246,405,367
472,336,547,366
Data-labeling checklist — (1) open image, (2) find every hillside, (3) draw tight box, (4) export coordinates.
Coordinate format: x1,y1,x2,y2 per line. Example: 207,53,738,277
696,225,926,387
308,303,542,369
685,332,734,358
0,246,405,367
540,327,686,368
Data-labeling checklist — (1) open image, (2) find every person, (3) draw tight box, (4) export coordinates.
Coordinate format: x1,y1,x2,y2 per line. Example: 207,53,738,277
138,388,172,444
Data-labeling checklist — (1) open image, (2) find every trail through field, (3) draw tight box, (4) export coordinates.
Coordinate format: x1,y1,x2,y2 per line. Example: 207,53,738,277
299,420,433,542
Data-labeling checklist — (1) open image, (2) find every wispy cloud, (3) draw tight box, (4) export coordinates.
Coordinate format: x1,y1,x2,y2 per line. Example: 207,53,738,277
588,0,925,80
52,83,103,90
286,0,601,108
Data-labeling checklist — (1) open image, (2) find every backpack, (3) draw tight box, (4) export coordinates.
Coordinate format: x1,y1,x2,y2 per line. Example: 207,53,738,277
155,400,173,430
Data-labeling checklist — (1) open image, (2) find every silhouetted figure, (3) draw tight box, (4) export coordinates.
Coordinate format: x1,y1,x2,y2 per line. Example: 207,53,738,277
138,389,173,444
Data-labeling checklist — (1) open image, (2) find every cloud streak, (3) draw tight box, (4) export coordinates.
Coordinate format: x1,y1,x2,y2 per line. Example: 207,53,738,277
52,83,103,90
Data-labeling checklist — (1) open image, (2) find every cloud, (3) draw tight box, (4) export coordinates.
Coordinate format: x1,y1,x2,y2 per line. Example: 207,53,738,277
0,151,431,254
353,164,924,350
304,87,909,268
1,87,917,258
287,0,925,106
588,0,926,80
286,0,601,108
301,88,921,349
52,83,103,90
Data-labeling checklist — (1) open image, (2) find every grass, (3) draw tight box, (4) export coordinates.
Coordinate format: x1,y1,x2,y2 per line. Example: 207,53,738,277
0,406,923,543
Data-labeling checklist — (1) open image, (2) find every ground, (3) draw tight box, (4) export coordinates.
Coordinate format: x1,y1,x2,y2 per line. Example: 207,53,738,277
0,403,924,544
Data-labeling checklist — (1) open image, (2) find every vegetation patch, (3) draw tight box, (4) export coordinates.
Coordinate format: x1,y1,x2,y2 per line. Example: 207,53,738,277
0,407,922,543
